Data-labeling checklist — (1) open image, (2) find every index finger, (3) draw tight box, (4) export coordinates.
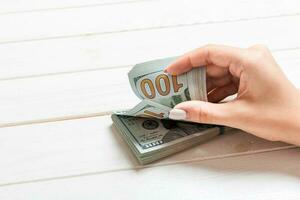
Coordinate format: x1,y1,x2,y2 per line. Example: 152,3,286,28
165,44,245,75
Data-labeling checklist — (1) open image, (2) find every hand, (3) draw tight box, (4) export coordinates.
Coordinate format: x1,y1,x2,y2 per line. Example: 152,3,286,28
165,44,300,145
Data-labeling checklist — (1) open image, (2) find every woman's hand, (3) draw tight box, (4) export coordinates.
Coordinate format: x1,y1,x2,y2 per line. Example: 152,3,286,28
165,44,300,145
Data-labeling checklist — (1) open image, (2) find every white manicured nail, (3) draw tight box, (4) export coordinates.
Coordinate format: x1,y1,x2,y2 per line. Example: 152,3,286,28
169,109,187,120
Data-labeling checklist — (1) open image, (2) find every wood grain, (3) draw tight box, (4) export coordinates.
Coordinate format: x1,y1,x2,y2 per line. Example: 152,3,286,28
1,15,300,80
0,114,294,186
0,0,143,14
1,0,299,44
0,148,299,199
0,1,300,197
0,49,299,127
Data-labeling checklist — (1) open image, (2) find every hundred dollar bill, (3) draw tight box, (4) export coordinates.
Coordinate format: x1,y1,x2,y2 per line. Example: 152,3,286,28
112,114,224,164
112,57,232,164
118,57,207,119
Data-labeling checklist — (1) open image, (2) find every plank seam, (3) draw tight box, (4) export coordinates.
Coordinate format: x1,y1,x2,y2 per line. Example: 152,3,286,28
0,145,296,188
0,0,155,16
0,46,299,82
0,12,299,45
0,47,298,128
0,111,112,129
0,64,131,82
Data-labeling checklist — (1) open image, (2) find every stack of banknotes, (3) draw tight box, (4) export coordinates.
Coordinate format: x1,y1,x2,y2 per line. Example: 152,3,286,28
112,57,226,164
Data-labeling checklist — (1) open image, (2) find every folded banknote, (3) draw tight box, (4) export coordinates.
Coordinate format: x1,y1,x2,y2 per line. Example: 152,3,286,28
112,57,228,164
116,57,207,119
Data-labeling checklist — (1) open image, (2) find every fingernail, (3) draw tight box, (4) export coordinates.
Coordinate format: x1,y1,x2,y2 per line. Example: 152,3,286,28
169,109,187,120
163,68,169,73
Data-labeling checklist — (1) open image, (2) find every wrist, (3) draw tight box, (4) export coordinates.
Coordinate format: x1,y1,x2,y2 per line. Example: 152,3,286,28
279,89,300,145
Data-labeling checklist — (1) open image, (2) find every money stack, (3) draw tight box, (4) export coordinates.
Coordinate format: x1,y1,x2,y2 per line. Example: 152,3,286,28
112,57,224,164
115,57,208,118
112,114,224,164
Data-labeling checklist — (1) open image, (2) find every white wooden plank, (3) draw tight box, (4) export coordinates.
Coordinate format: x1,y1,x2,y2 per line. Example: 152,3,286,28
0,148,300,199
0,0,299,44
0,114,293,186
0,15,300,80
0,49,299,127
0,0,141,14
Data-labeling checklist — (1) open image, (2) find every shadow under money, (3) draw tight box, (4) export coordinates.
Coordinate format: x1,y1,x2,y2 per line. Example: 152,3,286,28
110,119,300,179
109,124,141,166
182,147,300,179
163,128,300,178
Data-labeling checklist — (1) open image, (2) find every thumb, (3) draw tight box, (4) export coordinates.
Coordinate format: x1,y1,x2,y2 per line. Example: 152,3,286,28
169,100,236,126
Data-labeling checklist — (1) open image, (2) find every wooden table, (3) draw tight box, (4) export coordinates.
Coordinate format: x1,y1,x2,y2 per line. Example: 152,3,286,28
1,0,300,199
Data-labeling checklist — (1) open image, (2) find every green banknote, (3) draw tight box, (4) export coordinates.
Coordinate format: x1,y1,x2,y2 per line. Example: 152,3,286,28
112,57,226,164
112,114,223,164
119,57,207,119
